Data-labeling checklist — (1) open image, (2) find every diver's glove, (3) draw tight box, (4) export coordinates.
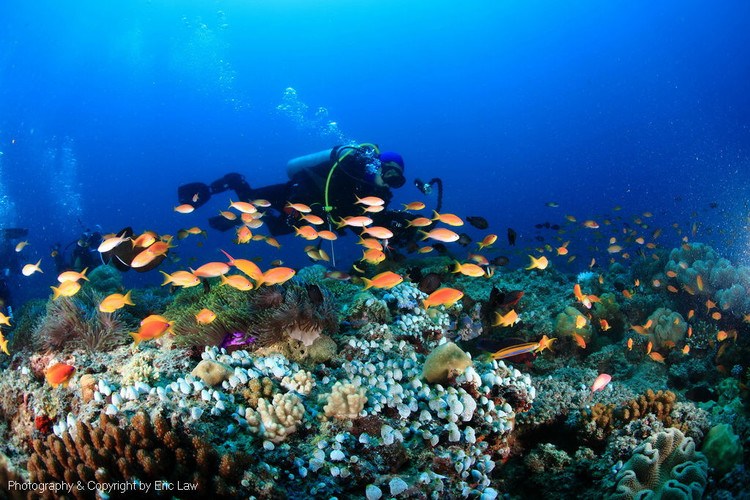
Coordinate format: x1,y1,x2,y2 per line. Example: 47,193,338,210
210,173,253,200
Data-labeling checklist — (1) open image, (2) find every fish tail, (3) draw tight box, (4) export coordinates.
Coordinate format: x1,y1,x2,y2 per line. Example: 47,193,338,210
220,275,229,286
419,230,429,241
123,290,135,306
431,210,440,221
362,278,373,290
129,332,141,347
51,286,61,301
219,248,234,263
80,267,89,280
452,261,461,273
159,271,172,286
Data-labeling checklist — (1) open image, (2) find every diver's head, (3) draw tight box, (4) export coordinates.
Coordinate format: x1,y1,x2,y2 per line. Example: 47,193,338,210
379,151,406,189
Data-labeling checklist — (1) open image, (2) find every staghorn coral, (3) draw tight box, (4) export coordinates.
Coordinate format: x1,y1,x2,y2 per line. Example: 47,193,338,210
608,427,708,500
27,411,249,499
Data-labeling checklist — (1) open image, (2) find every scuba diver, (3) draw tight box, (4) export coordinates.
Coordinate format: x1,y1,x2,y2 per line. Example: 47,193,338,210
178,144,417,246
51,229,103,273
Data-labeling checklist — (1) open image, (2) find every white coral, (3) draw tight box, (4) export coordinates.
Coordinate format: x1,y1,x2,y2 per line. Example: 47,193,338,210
245,392,305,443
281,370,315,396
324,381,367,420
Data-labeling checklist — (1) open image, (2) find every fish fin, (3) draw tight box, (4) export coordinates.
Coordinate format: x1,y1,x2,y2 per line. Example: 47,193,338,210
123,290,135,306
159,270,172,286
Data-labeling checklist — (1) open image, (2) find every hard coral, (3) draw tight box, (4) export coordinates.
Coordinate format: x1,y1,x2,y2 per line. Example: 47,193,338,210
28,411,248,499
584,390,678,439
609,427,708,500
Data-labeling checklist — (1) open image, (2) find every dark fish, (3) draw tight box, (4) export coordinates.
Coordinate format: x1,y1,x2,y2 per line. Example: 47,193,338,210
507,228,517,246
432,243,449,255
418,272,442,295
550,224,560,231
709,202,718,209
534,223,543,229
490,256,510,267
466,216,489,230
457,233,472,247
489,287,524,309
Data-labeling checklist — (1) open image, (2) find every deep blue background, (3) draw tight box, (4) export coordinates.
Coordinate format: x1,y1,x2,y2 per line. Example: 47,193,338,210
1,0,749,305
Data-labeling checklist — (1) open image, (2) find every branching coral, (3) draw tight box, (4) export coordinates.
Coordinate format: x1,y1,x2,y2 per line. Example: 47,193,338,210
28,411,249,498
584,390,678,439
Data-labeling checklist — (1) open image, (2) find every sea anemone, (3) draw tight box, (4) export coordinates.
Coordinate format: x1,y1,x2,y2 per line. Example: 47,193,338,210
250,282,338,347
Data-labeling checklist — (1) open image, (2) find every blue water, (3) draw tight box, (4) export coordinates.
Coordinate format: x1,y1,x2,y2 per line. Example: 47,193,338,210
1,0,749,306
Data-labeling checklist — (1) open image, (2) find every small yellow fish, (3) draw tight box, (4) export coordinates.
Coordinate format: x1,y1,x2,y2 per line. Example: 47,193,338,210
525,255,549,271
493,309,519,327
22,259,43,276
14,241,29,252
50,280,81,300
99,291,135,313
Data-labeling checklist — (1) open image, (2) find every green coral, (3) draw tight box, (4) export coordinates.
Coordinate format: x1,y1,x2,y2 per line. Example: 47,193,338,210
87,264,124,296
609,427,708,500
701,424,743,477
647,307,687,349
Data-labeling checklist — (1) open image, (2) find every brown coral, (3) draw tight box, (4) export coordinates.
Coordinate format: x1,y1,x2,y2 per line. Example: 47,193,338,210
27,411,249,499
584,390,679,439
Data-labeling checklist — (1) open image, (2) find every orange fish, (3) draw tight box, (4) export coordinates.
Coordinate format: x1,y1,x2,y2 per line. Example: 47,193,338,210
582,220,600,229
51,280,81,300
525,255,549,271
431,211,464,226
236,226,253,244
688,326,693,338
130,247,162,269
477,234,498,250
696,275,704,291
420,228,459,243
220,210,238,220
682,345,690,355
264,237,282,249
556,246,569,256
452,262,486,278
57,268,89,283
361,226,394,240
711,312,722,321
573,333,586,349
259,267,296,286
402,201,426,211
493,309,519,327
648,352,665,363
131,318,173,347
600,319,611,331
317,230,338,241
362,271,403,290
220,274,254,291
666,270,677,278
667,285,678,293
706,299,716,311
285,202,312,213
252,199,272,208
14,240,29,252
46,362,75,388
359,238,383,251
418,246,434,254
174,204,195,214
627,338,633,350
688,309,694,319
468,253,489,266
363,205,385,213
132,231,158,247
406,217,433,228
355,195,385,207
423,287,464,309
536,335,556,353
336,216,372,228
160,270,201,288
99,291,135,313
362,249,386,265
717,330,728,342
229,199,257,214
294,225,319,240
646,341,653,355
191,262,231,278
301,214,325,225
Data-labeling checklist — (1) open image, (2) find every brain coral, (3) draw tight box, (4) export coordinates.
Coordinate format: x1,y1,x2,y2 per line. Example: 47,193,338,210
609,427,708,500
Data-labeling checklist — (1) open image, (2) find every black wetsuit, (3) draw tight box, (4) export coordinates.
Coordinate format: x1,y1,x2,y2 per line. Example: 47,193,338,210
207,146,394,236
